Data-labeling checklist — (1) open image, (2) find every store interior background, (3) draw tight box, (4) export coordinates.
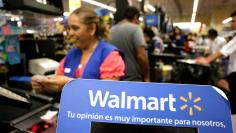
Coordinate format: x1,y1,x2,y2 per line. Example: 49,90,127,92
0,0,235,84
0,0,236,132
83,0,236,30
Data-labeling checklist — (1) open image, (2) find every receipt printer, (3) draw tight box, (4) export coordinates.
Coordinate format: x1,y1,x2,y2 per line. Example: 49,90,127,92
29,58,59,75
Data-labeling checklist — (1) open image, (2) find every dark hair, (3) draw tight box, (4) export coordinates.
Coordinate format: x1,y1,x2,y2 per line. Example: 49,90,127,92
123,6,140,20
208,28,218,39
71,7,110,40
143,27,155,38
230,11,236,17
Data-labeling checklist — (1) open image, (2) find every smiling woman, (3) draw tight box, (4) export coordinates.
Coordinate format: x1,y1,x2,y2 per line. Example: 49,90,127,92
31,7,125,94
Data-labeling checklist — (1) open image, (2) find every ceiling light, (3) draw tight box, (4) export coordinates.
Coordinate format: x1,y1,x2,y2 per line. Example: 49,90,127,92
82,0,116,12
222,17,232,24
173,22,202,31
63,12,69,17
191,0,199,23
139,16,143,22
109,12,114,19
192,0,199,13
146,4,155,12
58,17,63,22
54,18,58,22
191,12,196,23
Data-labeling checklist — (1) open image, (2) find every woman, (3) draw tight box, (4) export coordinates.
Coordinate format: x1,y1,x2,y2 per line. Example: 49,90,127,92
32,7,125,93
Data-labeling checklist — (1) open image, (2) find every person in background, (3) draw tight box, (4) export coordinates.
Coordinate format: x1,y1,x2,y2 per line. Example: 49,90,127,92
143,27,164,82
196,11,236,113
110,6,150,82
31,7,125,94
197,35,209,46
144,27,164,55
183,32,196,53
204,28,226,55
151,26,165,53
172,26,186,47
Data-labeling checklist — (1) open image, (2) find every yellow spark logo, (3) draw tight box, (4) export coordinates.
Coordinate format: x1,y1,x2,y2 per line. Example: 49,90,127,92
180,92,202,116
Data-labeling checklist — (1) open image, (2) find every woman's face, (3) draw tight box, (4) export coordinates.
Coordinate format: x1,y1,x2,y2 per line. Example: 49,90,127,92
68,13,95,49
175,28,181,34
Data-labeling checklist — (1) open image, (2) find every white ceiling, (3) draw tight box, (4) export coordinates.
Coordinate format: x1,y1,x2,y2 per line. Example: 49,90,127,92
80,0,236,29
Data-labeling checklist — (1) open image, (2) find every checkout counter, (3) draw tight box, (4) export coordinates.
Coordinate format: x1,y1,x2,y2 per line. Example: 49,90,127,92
0,47,60,132
173,59,211,84
0,86,59,133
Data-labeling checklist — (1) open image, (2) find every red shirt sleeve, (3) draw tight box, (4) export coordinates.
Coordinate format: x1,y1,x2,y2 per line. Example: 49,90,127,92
99,51,125,79
56,57,66,75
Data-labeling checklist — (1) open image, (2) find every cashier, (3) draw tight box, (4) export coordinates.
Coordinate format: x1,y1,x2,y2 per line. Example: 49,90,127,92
196,11,236,113
31,7,125,93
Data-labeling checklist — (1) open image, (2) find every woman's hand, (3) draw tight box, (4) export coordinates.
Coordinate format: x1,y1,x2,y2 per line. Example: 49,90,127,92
40,75,73,93
31,75,73,94
195,57,210,64
217,79,230,92
31,75,47,93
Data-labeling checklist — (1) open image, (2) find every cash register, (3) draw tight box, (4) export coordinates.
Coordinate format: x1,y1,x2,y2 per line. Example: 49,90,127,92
0,86,58,133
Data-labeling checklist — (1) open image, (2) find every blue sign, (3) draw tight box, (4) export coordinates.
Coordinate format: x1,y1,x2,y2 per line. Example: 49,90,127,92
57,79,232,133
96,8,109,17
145,14,160,28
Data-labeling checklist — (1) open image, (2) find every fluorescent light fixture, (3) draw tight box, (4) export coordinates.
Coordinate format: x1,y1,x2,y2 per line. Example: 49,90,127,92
191,12,196,23
173,22,202,32
36,0,47,4
26,30,36,34
17,21,22,27
15,17,20,21
109,12,114,19
192,0,199,12
58,17,63,22
63,12,69,17
82,0,116,12
139,16,143,22
146,4,155,12
222,17,232,24
191,0,199,23
53,18,58,22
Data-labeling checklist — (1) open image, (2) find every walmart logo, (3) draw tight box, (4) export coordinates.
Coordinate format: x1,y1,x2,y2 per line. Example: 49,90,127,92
180,92,202,116
88,90,203,114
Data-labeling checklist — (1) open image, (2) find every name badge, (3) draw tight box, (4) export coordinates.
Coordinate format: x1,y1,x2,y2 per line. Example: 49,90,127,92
64,68,71,73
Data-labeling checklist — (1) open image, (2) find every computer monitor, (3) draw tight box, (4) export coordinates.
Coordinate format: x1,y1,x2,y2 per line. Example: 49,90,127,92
90,122,198,133
19,39,56,75
20,39,56,61
0,0,3,8
37,39,56,59
144,14,160,28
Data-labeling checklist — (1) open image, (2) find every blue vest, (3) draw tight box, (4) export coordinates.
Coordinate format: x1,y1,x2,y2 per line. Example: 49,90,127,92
64,41,118,79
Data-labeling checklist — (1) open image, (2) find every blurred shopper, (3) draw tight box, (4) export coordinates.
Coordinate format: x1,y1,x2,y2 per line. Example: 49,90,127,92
196,11,236,113
110,6,150,82
205,29,226,55
183,32,196,53
143,27,164,82
31,7,125,93
144,27,164,55
172,26,186,47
